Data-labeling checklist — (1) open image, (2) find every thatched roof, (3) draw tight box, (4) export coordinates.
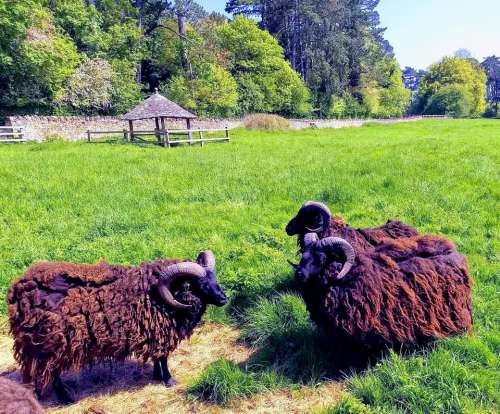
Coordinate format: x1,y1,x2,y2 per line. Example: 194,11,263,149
122,91,196,121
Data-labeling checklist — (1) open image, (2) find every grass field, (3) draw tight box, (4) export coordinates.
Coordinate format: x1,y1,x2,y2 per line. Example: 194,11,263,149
0,119,498,413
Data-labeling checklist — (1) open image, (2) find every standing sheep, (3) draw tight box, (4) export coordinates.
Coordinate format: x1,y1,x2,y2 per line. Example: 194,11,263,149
286,202,473,353
8,250,227,404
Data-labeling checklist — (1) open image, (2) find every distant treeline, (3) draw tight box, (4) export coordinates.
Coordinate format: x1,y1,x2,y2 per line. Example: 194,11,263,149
0,1,496,119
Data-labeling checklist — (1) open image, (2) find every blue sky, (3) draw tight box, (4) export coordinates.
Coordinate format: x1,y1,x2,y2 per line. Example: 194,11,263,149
197,0,500,70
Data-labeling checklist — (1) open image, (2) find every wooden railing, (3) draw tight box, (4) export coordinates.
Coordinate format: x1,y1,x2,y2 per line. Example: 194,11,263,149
0,126,25,143
86,127,230,148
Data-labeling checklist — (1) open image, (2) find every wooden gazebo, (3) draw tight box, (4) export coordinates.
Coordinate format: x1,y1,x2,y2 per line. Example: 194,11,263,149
87,90,230,147
122,90,197,145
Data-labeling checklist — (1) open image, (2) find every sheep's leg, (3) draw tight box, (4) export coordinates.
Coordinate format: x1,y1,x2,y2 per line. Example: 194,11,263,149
159,357,176,387
53,374,75,405
153,360,162,381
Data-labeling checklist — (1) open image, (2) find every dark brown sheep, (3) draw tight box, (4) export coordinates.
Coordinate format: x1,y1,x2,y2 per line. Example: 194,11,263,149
286,202,473,353
286,201,420,251
7,251,227,404
0,377,45,414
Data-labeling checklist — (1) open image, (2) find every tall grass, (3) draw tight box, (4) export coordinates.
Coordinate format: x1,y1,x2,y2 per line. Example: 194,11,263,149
0,119,498,411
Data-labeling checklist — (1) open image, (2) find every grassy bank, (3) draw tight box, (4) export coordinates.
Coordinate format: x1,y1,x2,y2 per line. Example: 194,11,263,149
0,119,498,412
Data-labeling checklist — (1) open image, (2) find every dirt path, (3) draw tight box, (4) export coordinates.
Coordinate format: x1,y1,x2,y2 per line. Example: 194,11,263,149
0,324,343,413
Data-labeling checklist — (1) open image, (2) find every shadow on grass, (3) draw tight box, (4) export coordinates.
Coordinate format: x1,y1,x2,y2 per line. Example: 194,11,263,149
188,291,376,406
0,360,163,408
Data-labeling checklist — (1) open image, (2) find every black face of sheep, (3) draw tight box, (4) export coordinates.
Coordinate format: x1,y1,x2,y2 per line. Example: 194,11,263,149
8,250,228,404
291,233,356,283
286,201,332,236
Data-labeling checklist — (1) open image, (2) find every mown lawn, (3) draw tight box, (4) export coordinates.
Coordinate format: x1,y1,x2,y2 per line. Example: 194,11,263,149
0,119,498,413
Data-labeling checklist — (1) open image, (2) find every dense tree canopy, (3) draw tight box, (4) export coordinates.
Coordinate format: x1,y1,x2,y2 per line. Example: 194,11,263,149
418,57,487,117
0,1,491,119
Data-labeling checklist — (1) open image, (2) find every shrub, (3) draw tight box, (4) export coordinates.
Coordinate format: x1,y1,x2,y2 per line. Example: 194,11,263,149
59,58,113,114
243,114,290,130
424,84,473,118
187,359,284,404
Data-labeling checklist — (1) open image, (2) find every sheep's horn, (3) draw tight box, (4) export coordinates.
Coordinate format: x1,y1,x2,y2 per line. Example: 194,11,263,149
303,232,319,248
300,201,332,232
159,262,206,309
317,237,356,279
197,250,216,271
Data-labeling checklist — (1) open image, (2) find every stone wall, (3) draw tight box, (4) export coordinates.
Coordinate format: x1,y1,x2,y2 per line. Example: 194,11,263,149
5,115,424,141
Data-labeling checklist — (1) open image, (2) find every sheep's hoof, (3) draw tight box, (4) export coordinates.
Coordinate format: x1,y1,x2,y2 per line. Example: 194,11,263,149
164,377,177,388
53,379,75,405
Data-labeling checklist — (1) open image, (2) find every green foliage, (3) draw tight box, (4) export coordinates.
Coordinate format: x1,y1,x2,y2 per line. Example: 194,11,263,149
243,114,290,130
162,63,238,117
187,359,284,404
215,16,311,117
110,59,142,114
419,57,487,117
59,58,113,113
424,84,474,118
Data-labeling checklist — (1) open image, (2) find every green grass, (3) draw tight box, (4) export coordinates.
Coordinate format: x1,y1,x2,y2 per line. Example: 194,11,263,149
0,119,499,411
187,359,285,404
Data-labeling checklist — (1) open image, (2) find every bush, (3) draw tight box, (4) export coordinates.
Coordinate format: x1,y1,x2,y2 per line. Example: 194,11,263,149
243,114,290,130
187,359,284,404
424,84,473,118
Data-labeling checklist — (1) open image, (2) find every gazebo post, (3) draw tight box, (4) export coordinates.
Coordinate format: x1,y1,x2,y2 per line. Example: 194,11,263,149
186,118,192,145
128,120,134,142
155,117,161,144
160,117,169,148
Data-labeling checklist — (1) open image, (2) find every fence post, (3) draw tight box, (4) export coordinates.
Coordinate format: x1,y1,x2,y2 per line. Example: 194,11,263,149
225,126,230,142
87,130,91,142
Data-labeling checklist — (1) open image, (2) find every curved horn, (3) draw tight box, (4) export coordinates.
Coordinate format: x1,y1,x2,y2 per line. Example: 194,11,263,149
300,201,332,232
197,250,216,271
317,237,356,279
303,232,319,248
158,262,206,309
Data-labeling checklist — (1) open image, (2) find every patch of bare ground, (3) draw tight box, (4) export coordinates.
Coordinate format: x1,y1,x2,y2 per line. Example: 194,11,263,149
0,323,344,413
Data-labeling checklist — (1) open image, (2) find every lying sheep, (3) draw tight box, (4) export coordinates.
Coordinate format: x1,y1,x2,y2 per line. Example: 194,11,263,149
286,201,419,251
8,251,227,404
0,377,45,414
286,202,473,352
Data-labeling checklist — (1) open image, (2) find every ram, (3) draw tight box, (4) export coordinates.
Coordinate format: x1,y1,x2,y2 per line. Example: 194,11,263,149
8,251,227,404
286,202,473,353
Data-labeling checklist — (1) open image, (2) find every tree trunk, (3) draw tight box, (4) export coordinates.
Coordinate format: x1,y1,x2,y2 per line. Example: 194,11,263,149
177,8,193,79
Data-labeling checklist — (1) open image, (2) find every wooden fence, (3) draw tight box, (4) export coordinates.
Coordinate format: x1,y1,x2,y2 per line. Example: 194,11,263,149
0,126,25,143
87,127,230,147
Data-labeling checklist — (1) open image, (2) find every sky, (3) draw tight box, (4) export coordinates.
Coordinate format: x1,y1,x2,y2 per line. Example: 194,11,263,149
197,0,500,70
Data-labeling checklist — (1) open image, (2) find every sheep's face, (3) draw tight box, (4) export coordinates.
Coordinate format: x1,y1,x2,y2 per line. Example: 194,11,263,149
286,210,324,236
193,269,228,307
294,248,327,283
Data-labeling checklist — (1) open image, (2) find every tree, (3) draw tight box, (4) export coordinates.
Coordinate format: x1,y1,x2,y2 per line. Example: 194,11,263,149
226,0,394,116
418,56,487,117
424,84,473,118
402,66,426,92
59,58,113,113
214,15,311,116
454,48,473,59
482,56,500,116
0,3,80,110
